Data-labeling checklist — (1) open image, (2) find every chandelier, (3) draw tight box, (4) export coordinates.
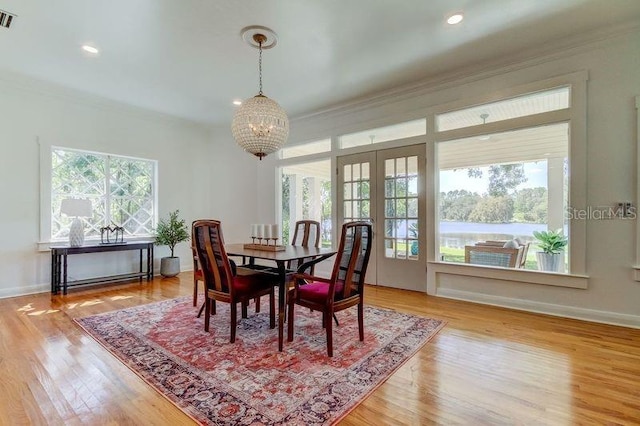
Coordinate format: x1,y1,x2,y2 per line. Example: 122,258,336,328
232,26,289,160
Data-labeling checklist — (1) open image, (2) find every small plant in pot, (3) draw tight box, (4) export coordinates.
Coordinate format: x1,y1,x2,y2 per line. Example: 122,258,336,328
155,210,190,277
532,229,568,272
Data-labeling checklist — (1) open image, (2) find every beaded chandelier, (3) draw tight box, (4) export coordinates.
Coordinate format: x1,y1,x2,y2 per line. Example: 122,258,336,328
231,27,289,160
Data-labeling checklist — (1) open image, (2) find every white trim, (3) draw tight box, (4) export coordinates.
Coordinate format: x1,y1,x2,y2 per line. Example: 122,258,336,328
428,261,588,289
635,95,640,280
0,283,51,299
436,287,640,329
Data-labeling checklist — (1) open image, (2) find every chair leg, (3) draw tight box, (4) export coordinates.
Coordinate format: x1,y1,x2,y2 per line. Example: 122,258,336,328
193,278,198,307
287,299,295,341
269,290,275,329
358,302,364,341
230,303,237,343
197,301,205,318
241,300,248,319
204,297,211,332
326,309,333,357
333,313,340,326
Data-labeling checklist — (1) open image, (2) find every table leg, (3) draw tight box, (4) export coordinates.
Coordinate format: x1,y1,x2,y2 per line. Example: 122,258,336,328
139,248,143,282
276,260,286,352
51,252,55,294
63,253,68,295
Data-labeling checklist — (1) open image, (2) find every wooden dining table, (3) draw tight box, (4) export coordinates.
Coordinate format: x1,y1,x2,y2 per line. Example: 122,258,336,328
225,244,337,351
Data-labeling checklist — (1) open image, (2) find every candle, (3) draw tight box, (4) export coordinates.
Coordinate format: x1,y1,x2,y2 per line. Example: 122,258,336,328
264,224,272,239
271,224,279,240
251,224,258,238
256,224,264,238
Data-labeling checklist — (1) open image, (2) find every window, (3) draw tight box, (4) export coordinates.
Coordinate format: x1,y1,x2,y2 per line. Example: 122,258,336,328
339,119,426,149
51,147,156,241
430,78,587,278
280,160,332,247
281,138,331,159
437,123,568,271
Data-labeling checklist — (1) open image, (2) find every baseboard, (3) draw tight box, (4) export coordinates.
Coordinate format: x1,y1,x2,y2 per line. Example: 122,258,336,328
0,283,51,299
436,287,640,329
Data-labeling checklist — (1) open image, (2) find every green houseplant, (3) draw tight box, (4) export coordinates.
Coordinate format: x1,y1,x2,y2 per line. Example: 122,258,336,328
532,229,567,272
155,210,190,277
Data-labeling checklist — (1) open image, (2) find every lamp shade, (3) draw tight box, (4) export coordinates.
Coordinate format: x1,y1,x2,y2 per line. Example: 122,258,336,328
61,198,92,217
231,95,289,160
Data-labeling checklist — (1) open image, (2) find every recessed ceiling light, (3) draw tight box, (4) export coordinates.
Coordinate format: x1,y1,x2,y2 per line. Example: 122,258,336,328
81,45,99,54
232,100,242,106
447,13,464,25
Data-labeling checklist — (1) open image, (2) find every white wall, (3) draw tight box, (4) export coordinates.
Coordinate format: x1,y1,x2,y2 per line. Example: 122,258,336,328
0,73,256,298
258,29,640,327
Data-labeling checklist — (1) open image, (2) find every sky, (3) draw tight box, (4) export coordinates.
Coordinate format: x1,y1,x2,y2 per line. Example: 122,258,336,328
439,161,548,194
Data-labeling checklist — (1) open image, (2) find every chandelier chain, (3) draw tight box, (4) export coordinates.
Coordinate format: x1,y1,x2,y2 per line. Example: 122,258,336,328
258,40,263,95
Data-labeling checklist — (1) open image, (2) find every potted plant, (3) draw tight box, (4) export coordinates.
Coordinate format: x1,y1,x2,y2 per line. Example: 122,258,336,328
155,210,190,277
532,229,568,272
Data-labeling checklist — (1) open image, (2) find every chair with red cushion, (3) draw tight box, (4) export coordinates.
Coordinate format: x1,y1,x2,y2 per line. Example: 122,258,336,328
287,221,372,356
193,219,276,342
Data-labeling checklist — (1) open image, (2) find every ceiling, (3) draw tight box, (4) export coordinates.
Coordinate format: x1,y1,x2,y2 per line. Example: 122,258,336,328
0,0,638,125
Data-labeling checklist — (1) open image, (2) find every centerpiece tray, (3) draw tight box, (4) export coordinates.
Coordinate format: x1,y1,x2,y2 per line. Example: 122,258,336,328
243,243,286,252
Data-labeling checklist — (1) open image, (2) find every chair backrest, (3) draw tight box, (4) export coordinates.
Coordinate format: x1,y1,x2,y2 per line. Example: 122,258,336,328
289,220,321,271
291,220,320,248
330,221,373,298
474,240,529,269
465,245,520,268
192,220,234,295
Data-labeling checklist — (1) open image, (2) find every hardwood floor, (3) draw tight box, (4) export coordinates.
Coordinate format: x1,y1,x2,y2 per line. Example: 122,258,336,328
1,275,639,425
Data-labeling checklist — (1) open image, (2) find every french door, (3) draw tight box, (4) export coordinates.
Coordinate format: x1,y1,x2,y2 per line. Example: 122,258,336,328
337,144,426,291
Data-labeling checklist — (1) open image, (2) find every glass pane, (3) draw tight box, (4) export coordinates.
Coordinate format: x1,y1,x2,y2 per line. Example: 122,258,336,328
408,176,418,196
385,220,394,238
353,201,361,219
408,156,418,175
397,239,407,259
281,138,331,159
343,183,352,199
384,239,395,258
362,200,370,218
344,201,352,218
436,122,569,272
385,200,395,218
385,159,394,177
436,86,570,132
396,178,407,197
361,163,370,179
361,181,370,198
340,119,427,149
397,199,407,217
385,179,395,198
407,198,418,217
354,182,361,199
343,164,352,181
353,164,361,181
407,219,418,238
396,158,406,176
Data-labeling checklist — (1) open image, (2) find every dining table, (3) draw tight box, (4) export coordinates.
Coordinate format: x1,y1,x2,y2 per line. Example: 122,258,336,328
225,244,337,351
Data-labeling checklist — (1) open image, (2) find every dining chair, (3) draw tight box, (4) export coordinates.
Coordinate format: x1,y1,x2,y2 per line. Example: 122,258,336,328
287,221,373,357
192,245,204,307
193,219,276,342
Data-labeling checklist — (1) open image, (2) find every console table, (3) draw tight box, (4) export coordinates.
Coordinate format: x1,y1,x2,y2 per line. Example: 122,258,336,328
50,241,154,295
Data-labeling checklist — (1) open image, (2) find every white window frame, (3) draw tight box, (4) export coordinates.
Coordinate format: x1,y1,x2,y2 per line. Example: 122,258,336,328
38,141,158,250
426,71,589,290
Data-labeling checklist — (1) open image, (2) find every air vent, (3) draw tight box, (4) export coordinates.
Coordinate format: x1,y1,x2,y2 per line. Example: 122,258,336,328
0,9,16,29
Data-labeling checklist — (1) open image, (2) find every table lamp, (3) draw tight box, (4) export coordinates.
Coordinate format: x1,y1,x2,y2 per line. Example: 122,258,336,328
61,198,93,247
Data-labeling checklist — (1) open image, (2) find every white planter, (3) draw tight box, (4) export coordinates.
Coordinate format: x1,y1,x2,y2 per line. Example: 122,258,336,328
160,257,181,277
536,252,564,272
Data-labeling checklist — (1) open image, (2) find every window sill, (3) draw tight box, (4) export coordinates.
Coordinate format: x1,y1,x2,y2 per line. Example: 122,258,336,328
428,261,588,289
37,236,156,252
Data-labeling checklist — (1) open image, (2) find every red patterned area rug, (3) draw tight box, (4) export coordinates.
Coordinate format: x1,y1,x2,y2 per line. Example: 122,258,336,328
75,296,445,425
